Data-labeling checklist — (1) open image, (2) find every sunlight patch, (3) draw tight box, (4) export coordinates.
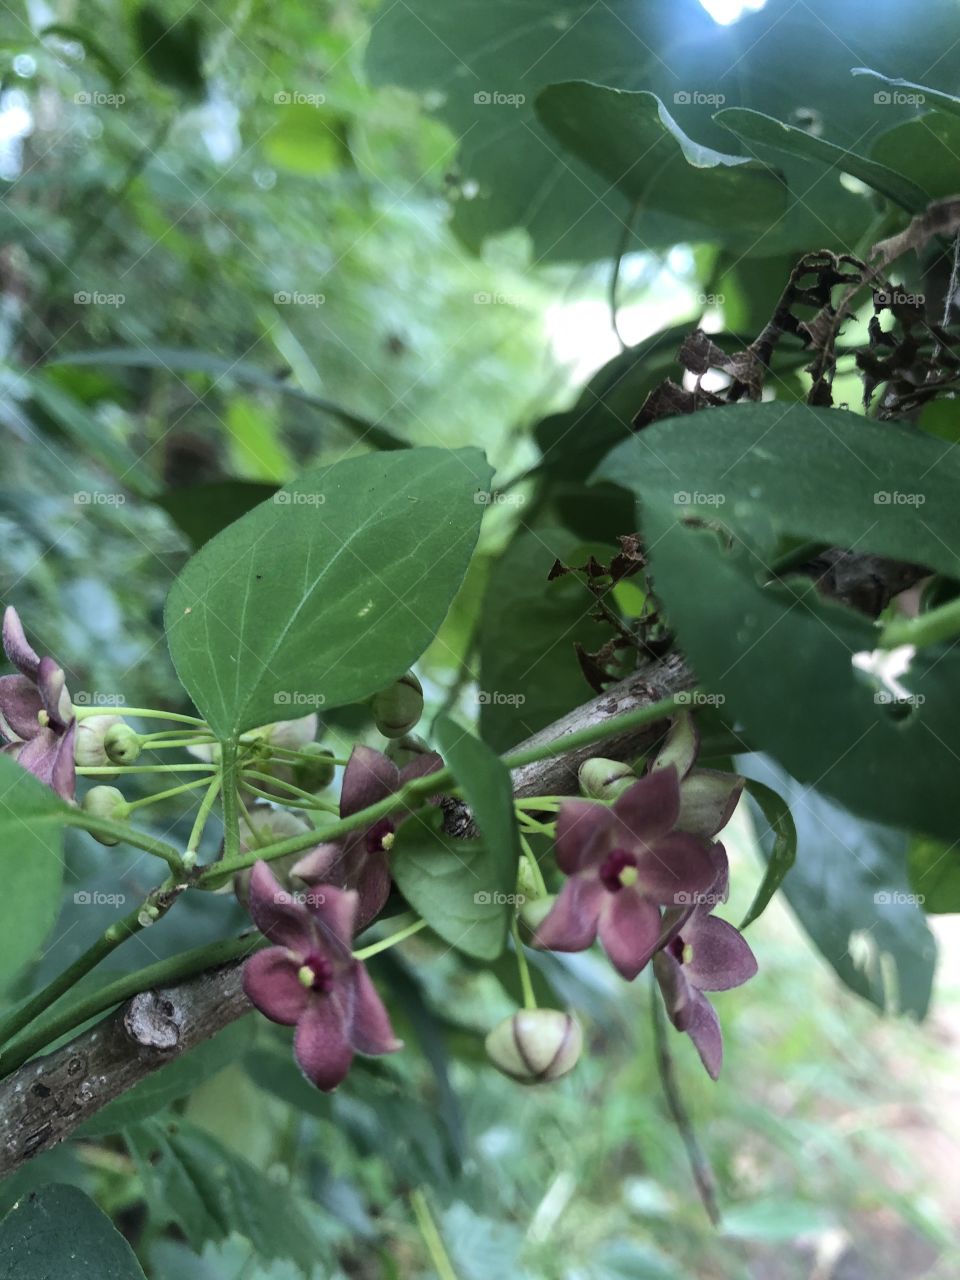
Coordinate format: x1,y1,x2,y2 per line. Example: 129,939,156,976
698,0,768,23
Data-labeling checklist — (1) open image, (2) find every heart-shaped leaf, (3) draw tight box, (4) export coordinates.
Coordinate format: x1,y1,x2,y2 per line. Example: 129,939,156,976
0,1183,147,1278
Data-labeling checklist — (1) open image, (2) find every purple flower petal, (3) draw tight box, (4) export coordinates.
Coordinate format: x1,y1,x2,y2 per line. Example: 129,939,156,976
340,745,399,817
37,657,72,729
354,850,391,929
293,991,355,1090
0,674,42,742
291,842,343,885
676,770,743,839
306,882,359,955
247,860,314,953
349,963,403,1055
653,949,693,1025
684,991,723,1080
243,948,310,1025
398,751,444,786
612,767,681,845
534,874,604,952
683,914,758,992
649,711,700,782
554,799,612,874
17,724,76,801
597,888,662,980
2,607,40,680
635,832,717,906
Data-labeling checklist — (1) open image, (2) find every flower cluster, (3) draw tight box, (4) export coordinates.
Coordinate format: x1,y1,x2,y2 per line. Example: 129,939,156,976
533,714,756,1078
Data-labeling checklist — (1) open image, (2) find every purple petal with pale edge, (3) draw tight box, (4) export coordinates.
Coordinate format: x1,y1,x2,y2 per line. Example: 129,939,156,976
355,851,391,930
684,991,723,1080
0,675,42,741
306,882,359,955
242,948,309,1025
2,607,40,679
293,991,355,1090
340,745,399,817
18,724,75,800
534,874,603,952
653,949,693,1025
650,711,700,782
52,721,76,801
398,751,444,787
349,963,403,1055
612,767,681,845
635,832,717,906
697,841,729,914
292,842,345,886
597,889,662,980
554,799,612,874
676,770,743,839
683,914,758,993
37,658,72,729
247,860,314,953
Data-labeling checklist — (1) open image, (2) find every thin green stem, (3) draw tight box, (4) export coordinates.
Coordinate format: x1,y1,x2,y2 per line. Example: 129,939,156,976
74,707,204,726
0,932,263,1078
139,737,216,751
185,774,223,867
219,739,241,864
241,781,331,812
124,777,213,812
257,745,349,767
62,811,184,874
880,595,960,650
512,919,537,1011
410,1189,459,1280
518,833,549,897
77,764,216,776
242,770,338,811
353,917,428,961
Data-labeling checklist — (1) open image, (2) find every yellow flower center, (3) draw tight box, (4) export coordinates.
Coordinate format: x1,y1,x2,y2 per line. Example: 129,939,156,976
381,830,395,852
618,865,639,888
297,964,316,988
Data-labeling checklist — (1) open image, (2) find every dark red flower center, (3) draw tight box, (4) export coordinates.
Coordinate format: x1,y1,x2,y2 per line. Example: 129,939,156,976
599,848,640,893
366,817,395,853
298,950,335,994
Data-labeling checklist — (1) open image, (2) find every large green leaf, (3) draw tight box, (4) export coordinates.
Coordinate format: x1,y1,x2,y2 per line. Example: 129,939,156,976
477,528,608,750
908,836,960,914
742,758,935,1018
165,448,491,739
870,112,960,200
536,85,787,238
0,757,68,998
595,403,960,839
715,107,929,211
0,1183,147,1279
392,809,514,960
366,0,960,261
434,713,521,886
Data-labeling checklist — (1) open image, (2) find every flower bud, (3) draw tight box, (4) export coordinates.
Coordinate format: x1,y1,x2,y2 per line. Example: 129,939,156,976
518,893,556,939
293,742,335,792
74,714,122,768
385,733,431,768
263,714,319,752
234,805,312,906
578,757,636,802
371,671,423,738
103,721,142,766
485,1009,583,1084
82,785,127,844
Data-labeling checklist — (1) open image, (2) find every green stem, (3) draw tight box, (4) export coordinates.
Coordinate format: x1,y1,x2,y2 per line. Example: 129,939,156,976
242,771,338,811
0,932,263,1079
77,764,216,776
124,777,213,812
185,774,223,867
74,707,204,726
62,811,184,874
410,1189,459,1280
353,917,428,961
219,739,241,864
241,781,330,811
518,833,549,897
512,919,537,1011
139,737,216,751
880,595,960,650
202,694,682,885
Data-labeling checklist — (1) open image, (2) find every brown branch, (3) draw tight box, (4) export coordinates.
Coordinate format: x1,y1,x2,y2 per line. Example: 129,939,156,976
0,656,693,1177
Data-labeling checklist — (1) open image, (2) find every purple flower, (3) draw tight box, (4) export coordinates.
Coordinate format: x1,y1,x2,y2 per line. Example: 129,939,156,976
653,863,757,1080
0,607,75,800
534,767,719,980
292,745,442,930
242,860,402,1090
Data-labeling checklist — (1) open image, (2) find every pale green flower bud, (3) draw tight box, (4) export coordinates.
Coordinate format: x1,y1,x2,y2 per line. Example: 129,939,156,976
578,757,636,801
82,785,127,844
371,671,423,738
485,1010,583,1084
103,721,142,766
293,742,335,793
74,715,122,768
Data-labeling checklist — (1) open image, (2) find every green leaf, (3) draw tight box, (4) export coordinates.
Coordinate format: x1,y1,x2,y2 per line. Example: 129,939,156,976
852,67,960,121
0,1183,147,1278
870,111,960,200
133,4,204,97
434,713,521,871
77,1022,250,1136
39,24,126,86
157,481,279,549
50,347,405,452
165,447,491,739
740,779,797,929
127,1120,328,1270
536,85,787,240
0,757,68,998
595,402,960,839
263,104,346,176
715,107,929,211
741,758,935,1018
478,528,609,751
392,809,513,960
908,836,960,913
